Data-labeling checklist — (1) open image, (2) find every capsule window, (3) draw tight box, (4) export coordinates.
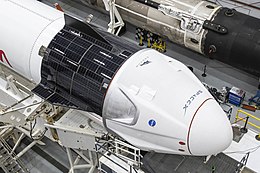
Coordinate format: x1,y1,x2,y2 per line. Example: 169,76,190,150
104,87,138,125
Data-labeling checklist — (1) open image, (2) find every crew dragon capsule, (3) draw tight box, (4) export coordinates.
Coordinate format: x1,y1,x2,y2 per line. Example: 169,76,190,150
81,0,260,76
0,0,232,156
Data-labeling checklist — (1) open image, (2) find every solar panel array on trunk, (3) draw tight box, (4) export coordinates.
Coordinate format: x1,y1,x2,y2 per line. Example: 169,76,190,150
33,25,133,115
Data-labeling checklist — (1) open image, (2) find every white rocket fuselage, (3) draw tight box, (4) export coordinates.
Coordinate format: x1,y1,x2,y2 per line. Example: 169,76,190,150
0,0,232,156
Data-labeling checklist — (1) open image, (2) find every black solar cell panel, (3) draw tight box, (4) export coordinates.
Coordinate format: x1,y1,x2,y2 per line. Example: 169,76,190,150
73,37,92,49
68,43,86,55
77,66,87,76
81,60,99,72
33,25,134,115
81,34,96,44
54,35,71,47
32,85,53,99
64,49,82,63
49,50,64,62
62,59,78,72
121,50,132,57
60,29,77,41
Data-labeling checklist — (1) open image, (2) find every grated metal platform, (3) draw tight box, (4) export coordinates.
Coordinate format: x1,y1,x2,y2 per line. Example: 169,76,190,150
0,137,29,173
142,152,239,173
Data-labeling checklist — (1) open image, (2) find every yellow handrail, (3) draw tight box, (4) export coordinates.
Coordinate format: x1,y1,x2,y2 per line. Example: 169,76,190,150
235,109,260,138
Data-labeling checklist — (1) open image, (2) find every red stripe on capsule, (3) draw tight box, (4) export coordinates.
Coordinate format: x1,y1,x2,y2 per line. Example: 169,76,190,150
187,98,213,155
0,50,12,67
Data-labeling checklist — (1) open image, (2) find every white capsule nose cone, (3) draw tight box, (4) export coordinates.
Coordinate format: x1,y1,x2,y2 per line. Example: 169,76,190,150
188,98,233,156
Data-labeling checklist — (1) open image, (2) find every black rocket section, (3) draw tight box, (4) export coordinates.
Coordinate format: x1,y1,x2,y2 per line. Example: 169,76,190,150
32,16,136,116
204,8,260,76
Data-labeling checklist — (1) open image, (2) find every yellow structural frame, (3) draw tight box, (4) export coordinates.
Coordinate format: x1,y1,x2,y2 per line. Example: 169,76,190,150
235,109,260,138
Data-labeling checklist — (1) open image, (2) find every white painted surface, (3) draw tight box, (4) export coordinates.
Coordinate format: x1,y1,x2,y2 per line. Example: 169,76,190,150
0,0,65,83
224,128,260,172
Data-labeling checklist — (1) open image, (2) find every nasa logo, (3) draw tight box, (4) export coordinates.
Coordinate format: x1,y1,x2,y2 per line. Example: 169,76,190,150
0,50,12,67
148,119,156,127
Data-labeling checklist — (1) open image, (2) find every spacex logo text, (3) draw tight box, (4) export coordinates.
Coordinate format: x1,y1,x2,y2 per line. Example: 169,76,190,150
183,90,203,115
0,50,12,67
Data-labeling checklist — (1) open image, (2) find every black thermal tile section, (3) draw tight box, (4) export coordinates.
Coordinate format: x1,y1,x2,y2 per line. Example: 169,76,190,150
32,25,133,115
